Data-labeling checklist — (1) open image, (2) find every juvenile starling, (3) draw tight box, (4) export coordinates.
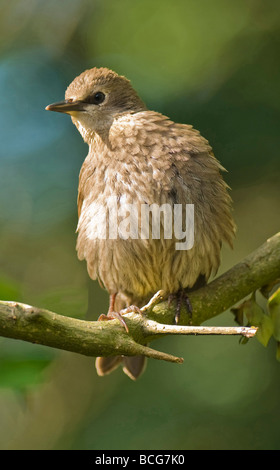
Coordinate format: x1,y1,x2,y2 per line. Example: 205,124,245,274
46,67,235,380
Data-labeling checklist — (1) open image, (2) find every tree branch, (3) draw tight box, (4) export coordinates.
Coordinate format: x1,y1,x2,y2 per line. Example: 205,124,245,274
0,232,279,363
146,232,280,326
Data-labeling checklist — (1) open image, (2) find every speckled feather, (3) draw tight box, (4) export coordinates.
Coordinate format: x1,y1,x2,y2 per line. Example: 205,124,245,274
75,110,234,305
61,67,236,378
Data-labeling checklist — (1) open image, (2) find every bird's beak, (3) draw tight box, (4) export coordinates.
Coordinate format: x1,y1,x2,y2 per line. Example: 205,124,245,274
45,100,85,114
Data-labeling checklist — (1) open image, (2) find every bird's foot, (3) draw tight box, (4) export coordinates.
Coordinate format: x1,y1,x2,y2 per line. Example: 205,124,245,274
98,293,129,333
120,304,142,315
98,304,142,333
168,289,193,325
98,311,129,333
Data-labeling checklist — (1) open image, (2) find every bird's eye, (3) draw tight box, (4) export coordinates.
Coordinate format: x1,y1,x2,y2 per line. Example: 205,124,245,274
89,91,106,105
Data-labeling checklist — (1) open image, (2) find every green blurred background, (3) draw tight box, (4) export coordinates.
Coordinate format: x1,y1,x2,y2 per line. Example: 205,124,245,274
0,0,279,450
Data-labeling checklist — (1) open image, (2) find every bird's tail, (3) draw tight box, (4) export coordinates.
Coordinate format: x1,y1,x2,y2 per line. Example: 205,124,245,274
95,355,147,380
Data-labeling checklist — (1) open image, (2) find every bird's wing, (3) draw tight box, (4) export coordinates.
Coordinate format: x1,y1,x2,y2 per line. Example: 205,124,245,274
143,116,236,281
163,121,236,249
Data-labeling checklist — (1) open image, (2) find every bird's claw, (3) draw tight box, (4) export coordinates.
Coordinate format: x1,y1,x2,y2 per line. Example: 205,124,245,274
120,304,142,315
98,311,129,333
168,289,193,325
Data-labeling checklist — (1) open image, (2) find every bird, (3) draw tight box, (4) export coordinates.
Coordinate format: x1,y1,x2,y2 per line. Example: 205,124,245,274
46,67,235,380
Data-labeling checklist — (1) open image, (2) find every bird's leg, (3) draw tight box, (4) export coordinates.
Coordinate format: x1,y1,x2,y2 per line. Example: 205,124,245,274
98,293,129,333
168,288,193,325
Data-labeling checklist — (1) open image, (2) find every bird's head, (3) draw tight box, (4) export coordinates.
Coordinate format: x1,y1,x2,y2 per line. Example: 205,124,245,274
46,67,146,143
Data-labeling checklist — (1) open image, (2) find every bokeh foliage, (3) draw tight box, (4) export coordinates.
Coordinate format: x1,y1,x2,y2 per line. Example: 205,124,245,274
0,0,279,449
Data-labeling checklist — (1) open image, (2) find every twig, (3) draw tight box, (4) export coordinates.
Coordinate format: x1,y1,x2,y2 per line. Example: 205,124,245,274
139,318,258,338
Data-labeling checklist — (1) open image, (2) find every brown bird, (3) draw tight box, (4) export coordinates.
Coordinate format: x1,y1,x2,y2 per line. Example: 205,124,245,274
46,67,235,380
